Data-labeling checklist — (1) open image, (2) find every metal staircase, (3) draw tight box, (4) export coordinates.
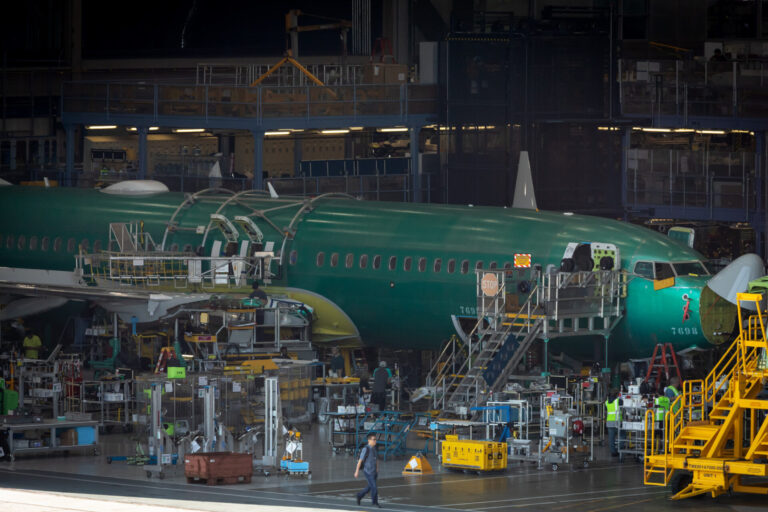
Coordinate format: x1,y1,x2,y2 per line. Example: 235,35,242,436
644,292,768,500
420,268,624,417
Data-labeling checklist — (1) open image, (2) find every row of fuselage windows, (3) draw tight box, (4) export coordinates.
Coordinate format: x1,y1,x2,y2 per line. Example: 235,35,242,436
1,234,190,254
289,250,517,275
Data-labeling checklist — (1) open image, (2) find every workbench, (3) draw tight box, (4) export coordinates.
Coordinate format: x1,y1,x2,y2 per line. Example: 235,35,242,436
0,419,99,461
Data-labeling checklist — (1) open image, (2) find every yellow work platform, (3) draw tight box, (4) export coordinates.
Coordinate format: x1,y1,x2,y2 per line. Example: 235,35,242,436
644,292,768,500
441,435,507,472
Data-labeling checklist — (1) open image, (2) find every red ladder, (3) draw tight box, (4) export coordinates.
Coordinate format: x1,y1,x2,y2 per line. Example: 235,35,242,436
643,343,682,391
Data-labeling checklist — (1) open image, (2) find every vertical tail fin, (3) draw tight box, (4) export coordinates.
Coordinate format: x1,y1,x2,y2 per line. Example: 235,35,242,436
512,151,537,210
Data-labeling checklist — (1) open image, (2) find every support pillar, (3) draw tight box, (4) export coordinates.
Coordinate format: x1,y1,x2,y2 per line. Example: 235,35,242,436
621,128,631,218
410,126,421,202
137,126,148,179
541,338,550,378
252,129,264,190
65,124,75,187
9,140,16,171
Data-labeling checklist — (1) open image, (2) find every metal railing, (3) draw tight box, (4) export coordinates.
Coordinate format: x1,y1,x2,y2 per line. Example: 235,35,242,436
619,58,768,120
196,63,364,87
62,81,439,123
625,148,757,216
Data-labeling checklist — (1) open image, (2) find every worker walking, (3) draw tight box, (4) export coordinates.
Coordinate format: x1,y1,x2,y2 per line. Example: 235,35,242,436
605,389,622,457
355,433,381,508
371,361,392,412
23,329,42,360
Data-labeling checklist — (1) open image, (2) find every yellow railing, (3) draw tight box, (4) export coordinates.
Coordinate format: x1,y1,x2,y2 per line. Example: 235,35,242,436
683,379,705,421
704,334,740,403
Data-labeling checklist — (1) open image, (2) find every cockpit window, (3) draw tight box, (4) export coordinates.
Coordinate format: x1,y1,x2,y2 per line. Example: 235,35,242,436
654,262,675,280
634,261,654,279
673,261,709,276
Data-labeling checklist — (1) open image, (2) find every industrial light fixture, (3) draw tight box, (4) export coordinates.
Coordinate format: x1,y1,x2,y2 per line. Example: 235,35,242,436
173,128,206,133
320,129,349,134
86,125,117,130
697,130,726,135
265,131,291,136
288,129,305,132
673,128,695,133
641,128,672,133
378,127,409,133
127,127,159,132
349,127,364,131
597,126,620,131
731,129,752,134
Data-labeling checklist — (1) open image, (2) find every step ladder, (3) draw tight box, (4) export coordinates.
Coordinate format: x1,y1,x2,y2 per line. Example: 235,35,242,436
643,343,682,392
644,292,768,500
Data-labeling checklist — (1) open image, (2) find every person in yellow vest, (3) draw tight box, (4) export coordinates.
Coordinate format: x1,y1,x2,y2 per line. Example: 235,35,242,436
664,376,682,414
23,329,43,359
605,389,622,457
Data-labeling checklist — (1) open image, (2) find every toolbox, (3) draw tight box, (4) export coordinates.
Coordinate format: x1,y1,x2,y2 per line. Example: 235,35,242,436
441,436,507,472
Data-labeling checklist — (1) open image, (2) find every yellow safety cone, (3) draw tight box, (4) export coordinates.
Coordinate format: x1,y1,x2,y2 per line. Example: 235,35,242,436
402,452,433,475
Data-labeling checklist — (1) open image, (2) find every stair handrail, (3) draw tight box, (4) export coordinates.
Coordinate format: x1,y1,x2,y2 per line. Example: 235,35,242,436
442,283,540,411
704,335,740,404
666,392,685,455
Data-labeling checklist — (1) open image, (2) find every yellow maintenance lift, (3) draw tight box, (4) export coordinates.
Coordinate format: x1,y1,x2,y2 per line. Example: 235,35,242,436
644,292,768,499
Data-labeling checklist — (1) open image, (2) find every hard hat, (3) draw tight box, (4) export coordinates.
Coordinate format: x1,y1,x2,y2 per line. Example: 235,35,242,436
379,361,386,367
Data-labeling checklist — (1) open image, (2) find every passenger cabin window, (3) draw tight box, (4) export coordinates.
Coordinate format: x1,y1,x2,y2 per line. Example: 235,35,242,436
53,237,62,252
388,256,397,270
93,240,102,252
634,261,654,279
17,235,26,250
372,255,381,269
330,252,339,267
289,250,298,265
460,260,469,274
345,253,354,268
29,236,38,250
489,261,498,269
418,257,426,272
503,262,513,270
80,239,89,252
433,258,442,273
183,244,193,253
168,242,177,252
5,235,13,249
403,257,413,271
475,261,484,270
41,236,50,251
359,254,369,269
316,252,325,267
67,238,75,253
655,262,675,280
447,259,456,274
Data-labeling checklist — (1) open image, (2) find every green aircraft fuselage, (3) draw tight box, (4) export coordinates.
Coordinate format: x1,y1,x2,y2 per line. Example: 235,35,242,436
0,187,736,361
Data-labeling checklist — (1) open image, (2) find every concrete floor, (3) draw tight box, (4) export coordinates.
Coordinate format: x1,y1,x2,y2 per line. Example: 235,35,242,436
1,425,767,511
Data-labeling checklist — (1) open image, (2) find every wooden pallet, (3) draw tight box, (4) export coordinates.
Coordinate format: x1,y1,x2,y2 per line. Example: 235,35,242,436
186,475,252,486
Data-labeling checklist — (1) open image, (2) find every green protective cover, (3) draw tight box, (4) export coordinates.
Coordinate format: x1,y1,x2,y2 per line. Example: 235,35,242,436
748,276,768,295
0,187,724,361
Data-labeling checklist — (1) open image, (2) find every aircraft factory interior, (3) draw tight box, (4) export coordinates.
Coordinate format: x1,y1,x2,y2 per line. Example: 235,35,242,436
3,2,768,511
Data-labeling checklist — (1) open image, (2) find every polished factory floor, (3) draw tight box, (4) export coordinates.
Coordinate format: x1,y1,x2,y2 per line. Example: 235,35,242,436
1,424,767,511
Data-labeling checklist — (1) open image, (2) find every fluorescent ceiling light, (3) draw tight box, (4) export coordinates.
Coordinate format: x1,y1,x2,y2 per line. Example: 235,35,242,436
349,127,364,131
641,128,672,132
378,127,409,133
320,129,349,134
697,130,726,135
173,128,206,133
597,126,620,131
673,128,695,133
265,131,290,136
86,125,117,130
288,129,305,132
127,127,159,132
731,129,751,134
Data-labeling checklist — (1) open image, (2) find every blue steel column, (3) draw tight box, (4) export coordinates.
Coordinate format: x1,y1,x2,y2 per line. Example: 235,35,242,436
65,124,75,187
137,127,148,179
410,126,421,202
252,129,264,190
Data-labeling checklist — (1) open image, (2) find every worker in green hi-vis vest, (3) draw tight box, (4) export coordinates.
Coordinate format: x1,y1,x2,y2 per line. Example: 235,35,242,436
605,389,622,457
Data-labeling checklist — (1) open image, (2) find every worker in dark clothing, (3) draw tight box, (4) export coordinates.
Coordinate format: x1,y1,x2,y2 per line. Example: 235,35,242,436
371,361,392,411
355,433,381,507
249,281,268,303
330,347,345,377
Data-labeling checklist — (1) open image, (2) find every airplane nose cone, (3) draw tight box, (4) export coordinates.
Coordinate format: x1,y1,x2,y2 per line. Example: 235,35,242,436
706,253,765,310
699,253,765,345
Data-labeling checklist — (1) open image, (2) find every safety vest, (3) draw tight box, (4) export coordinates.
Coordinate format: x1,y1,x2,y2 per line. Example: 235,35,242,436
666,385,680,397
654,396,670,421
605,398,621,425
